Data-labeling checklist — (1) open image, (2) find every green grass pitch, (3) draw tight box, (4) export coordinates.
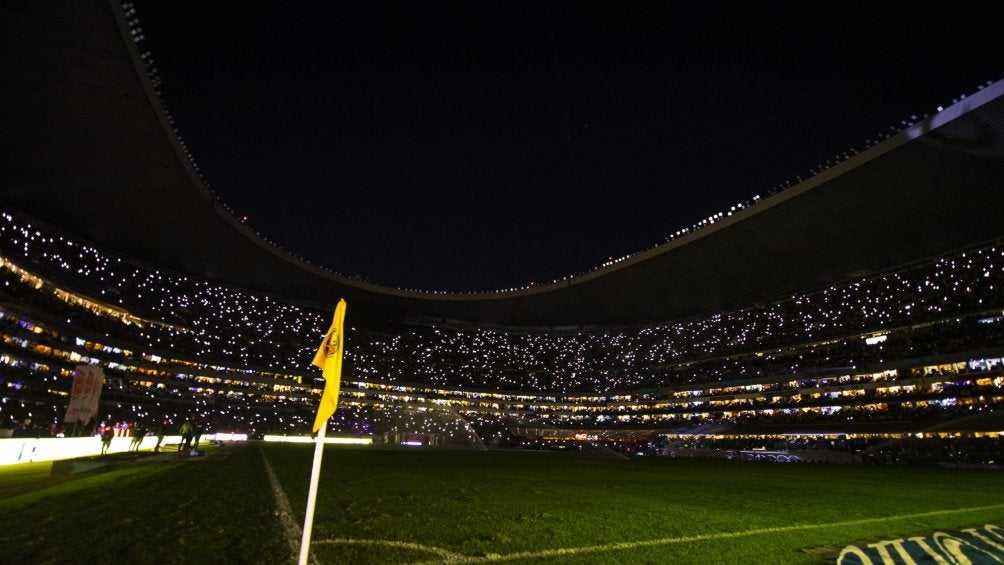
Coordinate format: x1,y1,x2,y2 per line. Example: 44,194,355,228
1,443,1001,564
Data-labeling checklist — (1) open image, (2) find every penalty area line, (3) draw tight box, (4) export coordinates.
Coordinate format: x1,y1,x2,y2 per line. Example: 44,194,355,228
406,502,1004,564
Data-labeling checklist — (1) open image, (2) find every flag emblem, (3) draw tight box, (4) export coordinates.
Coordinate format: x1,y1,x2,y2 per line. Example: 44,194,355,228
312,299,347,433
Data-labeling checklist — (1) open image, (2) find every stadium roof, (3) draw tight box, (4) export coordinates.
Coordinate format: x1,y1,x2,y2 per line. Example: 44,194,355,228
3,0,1004,329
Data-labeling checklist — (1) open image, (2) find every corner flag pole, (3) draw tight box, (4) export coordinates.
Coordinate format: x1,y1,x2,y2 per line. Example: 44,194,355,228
298,299,347,565
298,421,326,565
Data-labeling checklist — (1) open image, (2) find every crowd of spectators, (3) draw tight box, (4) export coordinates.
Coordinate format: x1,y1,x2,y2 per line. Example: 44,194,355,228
3,210,1002,393
0,209,1002,464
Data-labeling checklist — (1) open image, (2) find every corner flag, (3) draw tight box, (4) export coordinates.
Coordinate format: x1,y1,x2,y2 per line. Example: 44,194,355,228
300,299,349,565
312,299,346,433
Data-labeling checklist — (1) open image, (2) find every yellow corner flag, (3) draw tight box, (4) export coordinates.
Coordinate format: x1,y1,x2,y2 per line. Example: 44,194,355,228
312,299,347,433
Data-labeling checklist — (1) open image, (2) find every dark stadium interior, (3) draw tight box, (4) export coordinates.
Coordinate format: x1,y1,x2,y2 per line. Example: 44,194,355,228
1,0,1003,473
3,1,1004,328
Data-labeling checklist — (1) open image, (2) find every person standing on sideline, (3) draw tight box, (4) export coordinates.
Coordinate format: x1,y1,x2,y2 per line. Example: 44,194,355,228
178,417,194,452
154,418,169,453
100,427,114,455
192,417,204,450
129,423,146,452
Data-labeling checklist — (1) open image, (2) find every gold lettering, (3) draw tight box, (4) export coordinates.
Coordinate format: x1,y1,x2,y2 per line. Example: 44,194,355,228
984,524,1004,544
961,528,1004,553
932,531,1000,564
866,539,917,565
837,545,874,565
906,537,950,565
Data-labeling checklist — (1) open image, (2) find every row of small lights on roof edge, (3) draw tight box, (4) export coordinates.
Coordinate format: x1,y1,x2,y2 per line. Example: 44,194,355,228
123,3,325,283
364,70,996,296
119,3,1002,297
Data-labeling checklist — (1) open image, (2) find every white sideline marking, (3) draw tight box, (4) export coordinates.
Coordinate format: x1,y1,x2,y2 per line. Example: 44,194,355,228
259,446,314,564
314,538,467,560
402,503,1004,564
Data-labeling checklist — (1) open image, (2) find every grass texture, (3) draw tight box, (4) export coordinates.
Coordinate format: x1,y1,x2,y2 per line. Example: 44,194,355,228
1,444,1002,564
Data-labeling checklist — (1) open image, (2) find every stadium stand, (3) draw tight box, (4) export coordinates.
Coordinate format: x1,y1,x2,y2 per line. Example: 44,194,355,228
1,209,1002,463
1,1,1003,466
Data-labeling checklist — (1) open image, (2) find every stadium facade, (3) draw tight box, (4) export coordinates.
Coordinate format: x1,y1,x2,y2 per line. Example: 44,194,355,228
1,1,1003,463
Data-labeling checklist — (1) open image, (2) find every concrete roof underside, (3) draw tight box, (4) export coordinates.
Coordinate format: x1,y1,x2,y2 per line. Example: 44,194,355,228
3,0,1004,330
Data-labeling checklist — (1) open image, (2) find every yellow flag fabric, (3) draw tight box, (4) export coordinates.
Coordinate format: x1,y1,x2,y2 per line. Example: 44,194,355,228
312,299,347,433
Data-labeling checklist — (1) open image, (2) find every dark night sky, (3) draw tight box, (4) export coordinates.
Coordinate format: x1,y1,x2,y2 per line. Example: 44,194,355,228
131,1,1004,293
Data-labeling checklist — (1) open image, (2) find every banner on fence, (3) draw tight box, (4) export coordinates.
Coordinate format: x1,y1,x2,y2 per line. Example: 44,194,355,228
63,365,104,424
